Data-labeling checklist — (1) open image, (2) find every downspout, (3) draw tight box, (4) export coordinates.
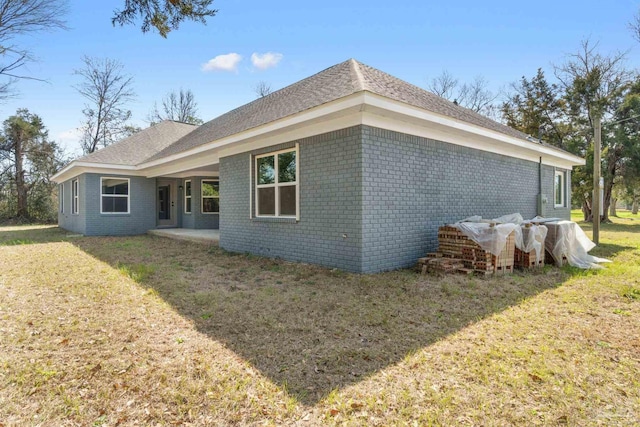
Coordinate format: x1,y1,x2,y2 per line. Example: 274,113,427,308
537,156,543,216
537,126,544,217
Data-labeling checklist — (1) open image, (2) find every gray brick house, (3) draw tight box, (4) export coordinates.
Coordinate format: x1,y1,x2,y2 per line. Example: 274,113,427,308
52,59,584,273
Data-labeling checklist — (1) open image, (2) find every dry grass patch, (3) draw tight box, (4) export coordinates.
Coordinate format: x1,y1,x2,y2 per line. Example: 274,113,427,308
1,216,639,425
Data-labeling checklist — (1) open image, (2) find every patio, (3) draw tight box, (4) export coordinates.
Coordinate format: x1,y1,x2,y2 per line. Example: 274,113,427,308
148,228,220,245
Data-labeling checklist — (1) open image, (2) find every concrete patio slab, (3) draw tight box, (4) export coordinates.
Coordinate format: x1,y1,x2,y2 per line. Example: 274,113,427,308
148,228,219,245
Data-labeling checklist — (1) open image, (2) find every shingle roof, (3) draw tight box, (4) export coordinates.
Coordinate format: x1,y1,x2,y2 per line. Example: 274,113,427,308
145,59,534,163
77,120,197,165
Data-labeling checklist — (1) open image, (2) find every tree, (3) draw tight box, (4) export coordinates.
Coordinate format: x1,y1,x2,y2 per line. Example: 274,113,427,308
554,40,633,222
0,0,67,100
112,0,217,37
254,81,272,98
0,109,63,221
427,71,500,118
75,56,136,154
148,88,202,124
609,79,640,216
502,69,572,150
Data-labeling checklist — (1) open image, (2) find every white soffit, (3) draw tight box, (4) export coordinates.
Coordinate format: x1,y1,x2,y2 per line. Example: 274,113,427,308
52,90,584,183
362,92,585,168
51,163,141,183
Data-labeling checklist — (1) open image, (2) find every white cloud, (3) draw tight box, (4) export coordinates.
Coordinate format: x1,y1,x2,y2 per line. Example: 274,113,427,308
56,128,83,155
57,128,82,145
201,53,243,72
251,52,283,70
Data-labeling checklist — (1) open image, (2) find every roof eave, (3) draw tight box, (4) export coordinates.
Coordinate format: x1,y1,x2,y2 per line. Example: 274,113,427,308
51,161,139,183
361,92,585,167
51,90,585,182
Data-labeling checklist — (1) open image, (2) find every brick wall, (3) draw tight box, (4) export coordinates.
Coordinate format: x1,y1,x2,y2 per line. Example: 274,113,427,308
58,125,572,270
219,125,572,273
360,125,570,272
58,175,86,234
82,173,157,236
219,127,363,272
542,166,572,219
181,177,219,229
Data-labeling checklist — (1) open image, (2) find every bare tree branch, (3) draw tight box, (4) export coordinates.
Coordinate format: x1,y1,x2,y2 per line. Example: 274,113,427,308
0,0,67,99
74,56,136,154
457,76,500,114
554,39,631,120
148,88,202,124
630,8,640,43
427,70,458,100
427,70,500,118
254,80,272,98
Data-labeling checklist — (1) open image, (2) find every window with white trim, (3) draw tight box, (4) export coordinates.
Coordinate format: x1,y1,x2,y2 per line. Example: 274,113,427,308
59,184,64,213
101,177,129,214
184,180,192,214
71,179,79,214
255,148,297,217
201,179,219,214
554,170,566,207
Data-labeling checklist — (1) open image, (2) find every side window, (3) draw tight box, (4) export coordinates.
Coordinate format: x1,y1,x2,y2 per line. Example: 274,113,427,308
101,177,130,214
255,148,297,217
184,180,192,214
554,170,565,207
59,184,64,213
71,179,79,214
201,180,219,214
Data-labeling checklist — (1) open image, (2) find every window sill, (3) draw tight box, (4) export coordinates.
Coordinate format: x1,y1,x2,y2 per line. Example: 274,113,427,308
201,212,220,215
100,213,131,216
252,216,298,223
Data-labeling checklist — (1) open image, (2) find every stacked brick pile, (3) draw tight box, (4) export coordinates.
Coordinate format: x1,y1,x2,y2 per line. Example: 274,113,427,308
416,255,464,274
514,224,545,269
539,222,568,266
417,224,515,275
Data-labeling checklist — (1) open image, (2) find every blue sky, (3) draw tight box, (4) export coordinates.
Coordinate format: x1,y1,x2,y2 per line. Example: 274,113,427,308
2,0,639,156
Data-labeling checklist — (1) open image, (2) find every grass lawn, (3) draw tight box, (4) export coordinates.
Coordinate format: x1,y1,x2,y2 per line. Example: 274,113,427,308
0,213,639,426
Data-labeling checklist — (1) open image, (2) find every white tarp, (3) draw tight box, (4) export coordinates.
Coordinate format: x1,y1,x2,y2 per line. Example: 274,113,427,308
452,213,609,269
518,224,548,263
453,221,518,256
544,220,611,269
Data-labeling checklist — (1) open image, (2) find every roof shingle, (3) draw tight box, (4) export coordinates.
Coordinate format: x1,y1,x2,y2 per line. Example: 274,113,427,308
145,59,532,163
76,120,197,165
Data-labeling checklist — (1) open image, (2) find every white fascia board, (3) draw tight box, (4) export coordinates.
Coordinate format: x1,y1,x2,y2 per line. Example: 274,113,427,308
158,170,219,179
361,111,579,169
143,151,220,177
217,111,364,159
362,92,585,167
53,90,584,182
137,93,367,170
51,162,140,183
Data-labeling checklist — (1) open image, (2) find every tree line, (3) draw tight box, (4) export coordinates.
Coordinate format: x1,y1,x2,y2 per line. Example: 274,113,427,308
428,39,640,221
0,60,204,223
0,0,215,223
